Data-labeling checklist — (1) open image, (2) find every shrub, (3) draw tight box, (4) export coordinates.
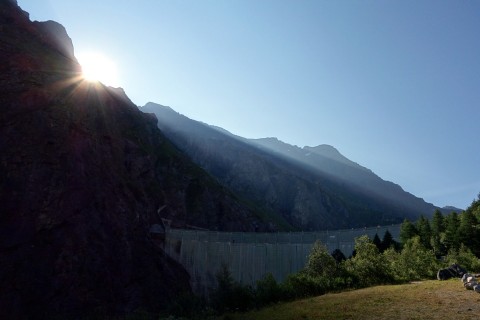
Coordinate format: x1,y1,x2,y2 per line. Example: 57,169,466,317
210,264,255,312
255,273,281,307
344,235,394,287
387,236,439,282
280,272,326,300
305,241,337,278
445,244,480,273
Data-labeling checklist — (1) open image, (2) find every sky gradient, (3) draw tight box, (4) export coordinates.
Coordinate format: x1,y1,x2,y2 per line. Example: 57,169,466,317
18,0,480,209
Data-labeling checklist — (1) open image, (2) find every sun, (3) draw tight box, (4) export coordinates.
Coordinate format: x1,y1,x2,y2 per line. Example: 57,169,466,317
77,52,119,86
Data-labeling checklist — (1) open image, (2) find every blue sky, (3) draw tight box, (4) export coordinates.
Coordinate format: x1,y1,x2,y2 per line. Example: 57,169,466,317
18,0,480,209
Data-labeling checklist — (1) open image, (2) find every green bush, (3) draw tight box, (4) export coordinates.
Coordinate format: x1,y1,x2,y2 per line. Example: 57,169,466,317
344,235,394,287
304,241,337,278
255,273,281,307
386,236,439,282
445,244,480,273
280,272,327,300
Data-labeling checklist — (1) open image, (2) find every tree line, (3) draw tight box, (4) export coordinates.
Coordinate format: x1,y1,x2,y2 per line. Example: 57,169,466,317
400,195,480,258
163,195,480,319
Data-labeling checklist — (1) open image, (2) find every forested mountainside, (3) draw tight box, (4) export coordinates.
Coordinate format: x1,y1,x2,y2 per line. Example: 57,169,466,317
0,1,273,318
143,102,442,231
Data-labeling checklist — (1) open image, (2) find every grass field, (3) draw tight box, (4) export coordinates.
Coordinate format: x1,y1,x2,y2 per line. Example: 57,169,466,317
221,279,480,320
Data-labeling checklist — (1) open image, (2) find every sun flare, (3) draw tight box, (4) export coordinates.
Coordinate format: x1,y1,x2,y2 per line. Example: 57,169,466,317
77,52,119,86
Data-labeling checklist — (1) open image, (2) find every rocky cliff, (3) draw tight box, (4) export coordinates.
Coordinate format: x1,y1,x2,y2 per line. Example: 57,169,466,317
0,1,270,318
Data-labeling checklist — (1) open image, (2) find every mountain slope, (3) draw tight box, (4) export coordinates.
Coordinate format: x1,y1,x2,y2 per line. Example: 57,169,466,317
0,1,271,318
142,102,439,230
251,138,437,218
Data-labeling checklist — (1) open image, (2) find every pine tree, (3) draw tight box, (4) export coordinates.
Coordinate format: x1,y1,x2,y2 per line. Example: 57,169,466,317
443,212,460,251
462,194,480,222
431,209,446,256
458,210,480,257
416,215,432,249
331,248,346,264
372,233,382,251
381,229,397,252
431,209,445,235
400,219,417,244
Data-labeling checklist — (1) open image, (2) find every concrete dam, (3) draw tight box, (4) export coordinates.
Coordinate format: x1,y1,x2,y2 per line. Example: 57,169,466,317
162,224,401,293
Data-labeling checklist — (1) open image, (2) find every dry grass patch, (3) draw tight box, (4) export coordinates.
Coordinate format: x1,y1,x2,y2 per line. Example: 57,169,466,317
222,280,480,320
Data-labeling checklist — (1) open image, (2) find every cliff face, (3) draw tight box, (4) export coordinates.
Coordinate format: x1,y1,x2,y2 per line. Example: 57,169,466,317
0,1,269,318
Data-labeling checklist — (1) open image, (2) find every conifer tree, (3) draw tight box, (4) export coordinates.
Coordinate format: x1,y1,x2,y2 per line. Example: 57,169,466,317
416,215,432,249
400,219,417,244
472,197,480,222
431,209,446,256
443,212,460,251
372,233,382,251
431,209,445,235
458,210,480,257
381,229,397,252
331,248,346,264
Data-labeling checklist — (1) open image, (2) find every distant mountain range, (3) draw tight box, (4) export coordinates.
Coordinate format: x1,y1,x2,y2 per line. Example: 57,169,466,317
142,102,450,231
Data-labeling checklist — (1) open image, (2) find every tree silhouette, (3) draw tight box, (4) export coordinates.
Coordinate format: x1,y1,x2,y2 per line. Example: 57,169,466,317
372,233,382,251
381,229,397,252
331,248,346,264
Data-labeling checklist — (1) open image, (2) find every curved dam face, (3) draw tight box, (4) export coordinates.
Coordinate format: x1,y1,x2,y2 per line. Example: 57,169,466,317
163,225,401,294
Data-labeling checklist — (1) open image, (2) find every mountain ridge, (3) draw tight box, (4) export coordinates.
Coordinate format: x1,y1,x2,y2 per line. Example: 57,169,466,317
142,102,443,231
249,135,435,216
